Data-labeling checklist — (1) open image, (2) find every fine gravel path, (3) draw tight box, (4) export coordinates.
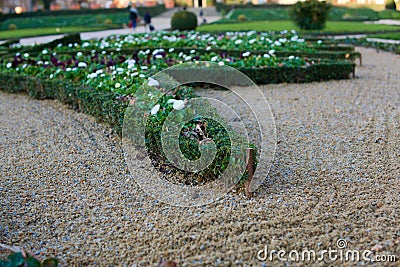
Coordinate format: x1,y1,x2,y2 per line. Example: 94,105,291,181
1,47,399,266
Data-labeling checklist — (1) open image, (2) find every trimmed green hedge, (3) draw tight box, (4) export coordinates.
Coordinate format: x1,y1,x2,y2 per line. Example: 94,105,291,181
0,5,166,22
220,5,385,22
0,72,127,134
0,5,166,29
343,37,400,54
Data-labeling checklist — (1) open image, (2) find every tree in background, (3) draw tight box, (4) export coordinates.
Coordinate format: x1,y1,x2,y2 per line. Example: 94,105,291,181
290,0,331,30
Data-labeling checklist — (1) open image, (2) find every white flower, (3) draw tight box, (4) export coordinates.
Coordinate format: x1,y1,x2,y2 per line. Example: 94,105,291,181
274,41,281,46
317,40,322,44
148,78,160,87
76,52,83,57
68,43,73,47
6,63,12,68
42,49,48,54
269,50,275,55
115,83,121,88
218,61,225,66
116,67,124,73
172,100,185,110
263,54,270,58
141,66,148,70
167,99,177,104
211,56,218,62
249,39,256,44
235,39,243,45
96,69,103,74
242,52,251,57
139,74,146,78
82,42,90,48
150,104,160,115
102,51,106,54
49,74,54,79
185,56,192,61
288,55,295,60
23,53,29,58
78,62,87,68
169,48,175,52
190,49,196,54
88,73,97,79
206,46,211,51
66,68,72,71
52,52,57,56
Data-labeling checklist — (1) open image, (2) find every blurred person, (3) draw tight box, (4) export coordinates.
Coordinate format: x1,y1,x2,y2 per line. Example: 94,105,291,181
144,11,152,31
129,4,139,31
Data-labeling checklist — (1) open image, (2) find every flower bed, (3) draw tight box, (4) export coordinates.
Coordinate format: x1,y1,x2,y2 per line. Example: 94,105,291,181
0,30,358,187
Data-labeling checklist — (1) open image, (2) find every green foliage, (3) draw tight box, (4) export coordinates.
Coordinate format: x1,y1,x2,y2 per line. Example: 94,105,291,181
0,251,57,267
223,6,382,22
328,7,379,21
290,0,332,30
0,5,166,30
171,11,198,31
385,0,397,10
239,61,355,84
379,9,400,19
8,24,17,30
237,14,247,22
104,18,113,25
227,7,291,21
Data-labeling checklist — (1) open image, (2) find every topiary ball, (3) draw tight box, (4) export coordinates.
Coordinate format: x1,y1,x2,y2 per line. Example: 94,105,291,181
237,14,247,22
8,23,17,30
171,10,198,31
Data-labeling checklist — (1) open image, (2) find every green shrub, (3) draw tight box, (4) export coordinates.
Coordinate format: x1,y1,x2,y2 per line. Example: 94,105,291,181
386,0,397,9
290,0,331,30
171,10,198,31
8,23,17,30
104,18,113,25
237,14,247,22
329,7,379,21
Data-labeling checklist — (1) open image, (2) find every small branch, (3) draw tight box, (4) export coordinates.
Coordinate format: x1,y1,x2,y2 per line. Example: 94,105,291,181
245,148,254,199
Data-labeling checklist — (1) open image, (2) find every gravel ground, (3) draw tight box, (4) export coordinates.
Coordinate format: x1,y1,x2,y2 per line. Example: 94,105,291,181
1,47,399,266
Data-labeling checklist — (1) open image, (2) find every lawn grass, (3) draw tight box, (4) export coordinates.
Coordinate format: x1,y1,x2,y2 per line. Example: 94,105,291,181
0,26,112,40
198,20,400,34
367,32,400,40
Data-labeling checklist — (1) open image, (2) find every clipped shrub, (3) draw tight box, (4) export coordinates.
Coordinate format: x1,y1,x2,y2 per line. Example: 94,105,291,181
237,14,247,22
104,18,113,25
171,10,197,31
386,0,397,10
8,23,17,30
290,0,331,30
